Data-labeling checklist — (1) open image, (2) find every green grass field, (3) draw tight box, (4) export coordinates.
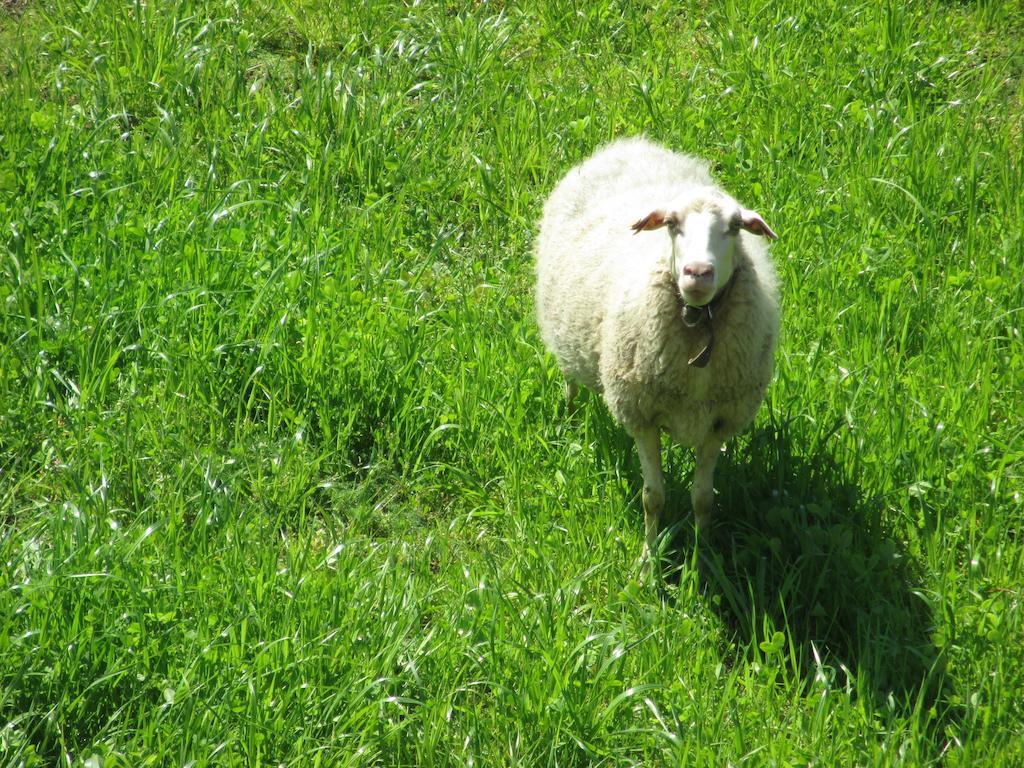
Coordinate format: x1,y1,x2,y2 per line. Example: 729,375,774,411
2,0,1022,765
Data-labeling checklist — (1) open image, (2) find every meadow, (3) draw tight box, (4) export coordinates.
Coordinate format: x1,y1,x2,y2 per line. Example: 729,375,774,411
1,0,1022,765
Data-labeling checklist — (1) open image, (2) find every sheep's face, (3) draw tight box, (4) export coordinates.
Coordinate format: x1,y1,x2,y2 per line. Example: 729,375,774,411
631,198,777,307
672,208,738,307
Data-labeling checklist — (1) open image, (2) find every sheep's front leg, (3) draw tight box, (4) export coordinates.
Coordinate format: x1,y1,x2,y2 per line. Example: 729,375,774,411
692,439,722,531
635,428,664,564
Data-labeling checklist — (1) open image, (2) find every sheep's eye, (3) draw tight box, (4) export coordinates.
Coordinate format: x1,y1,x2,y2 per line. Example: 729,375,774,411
666,216,680,232
727,213,742,235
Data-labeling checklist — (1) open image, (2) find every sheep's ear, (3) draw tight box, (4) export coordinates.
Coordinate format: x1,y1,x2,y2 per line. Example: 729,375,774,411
631,210,668,233
739,209,778,240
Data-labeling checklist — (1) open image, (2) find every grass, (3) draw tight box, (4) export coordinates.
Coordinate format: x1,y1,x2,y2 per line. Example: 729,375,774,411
1,0,1022,765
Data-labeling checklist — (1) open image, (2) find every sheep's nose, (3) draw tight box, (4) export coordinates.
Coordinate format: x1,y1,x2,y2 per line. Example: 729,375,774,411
683,262,714,279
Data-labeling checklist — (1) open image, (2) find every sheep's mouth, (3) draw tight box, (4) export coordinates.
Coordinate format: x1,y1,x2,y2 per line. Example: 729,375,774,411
680,286,714,307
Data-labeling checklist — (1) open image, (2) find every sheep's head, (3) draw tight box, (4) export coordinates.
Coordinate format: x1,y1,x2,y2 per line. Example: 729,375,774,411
631,194,777,307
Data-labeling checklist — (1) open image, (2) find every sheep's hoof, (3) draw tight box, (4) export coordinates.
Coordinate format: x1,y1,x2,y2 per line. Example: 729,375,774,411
637,546,663,587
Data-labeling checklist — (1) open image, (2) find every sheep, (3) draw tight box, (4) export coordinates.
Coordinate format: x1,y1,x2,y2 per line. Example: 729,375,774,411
535,137,780,566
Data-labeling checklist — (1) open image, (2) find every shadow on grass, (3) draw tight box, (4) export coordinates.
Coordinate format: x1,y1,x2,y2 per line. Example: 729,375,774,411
661,417,960,738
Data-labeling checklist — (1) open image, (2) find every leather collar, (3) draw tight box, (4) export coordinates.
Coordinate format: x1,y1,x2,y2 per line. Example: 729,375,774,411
676,269,738,368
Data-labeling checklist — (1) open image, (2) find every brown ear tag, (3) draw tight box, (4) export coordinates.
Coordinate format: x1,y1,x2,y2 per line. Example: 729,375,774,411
630,210,667,233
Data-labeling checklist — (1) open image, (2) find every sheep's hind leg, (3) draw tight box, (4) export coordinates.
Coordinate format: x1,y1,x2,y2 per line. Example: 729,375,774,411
692,439,722,532
564,380,579,415
635,428,665,571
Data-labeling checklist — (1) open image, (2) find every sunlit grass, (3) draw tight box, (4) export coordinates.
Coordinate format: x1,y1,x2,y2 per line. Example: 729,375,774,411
1,0,1022,765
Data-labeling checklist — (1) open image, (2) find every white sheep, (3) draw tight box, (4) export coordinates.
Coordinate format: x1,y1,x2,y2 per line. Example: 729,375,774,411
535,137,780,565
